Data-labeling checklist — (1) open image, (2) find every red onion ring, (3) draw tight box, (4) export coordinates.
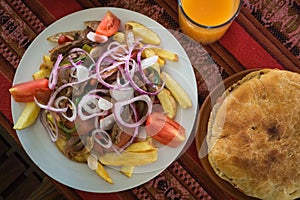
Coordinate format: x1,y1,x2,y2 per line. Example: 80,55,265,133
78,93,108,120
48,54,63,90
92,129,112,149
113,95,152,128
54,96,77,122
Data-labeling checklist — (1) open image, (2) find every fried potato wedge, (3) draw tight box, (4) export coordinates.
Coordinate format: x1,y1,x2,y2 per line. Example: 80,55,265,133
99,150,157,166
142,49,166,67
55,137,66,153
13,102,40,130
142,48,156,58
96,162,113,184
72,154,88,163
125,21,160,45
157,88,177,119
113,32,125,43
43,55,53,69
157,57,166,66
120,166,134,178
125,138,157,152
160,72,192,109
149,48,178,62
32,68,51,80
33,55,53,79
39,55,53,72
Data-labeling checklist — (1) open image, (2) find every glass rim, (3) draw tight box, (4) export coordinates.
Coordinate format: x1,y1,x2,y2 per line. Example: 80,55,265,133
178,0,242,29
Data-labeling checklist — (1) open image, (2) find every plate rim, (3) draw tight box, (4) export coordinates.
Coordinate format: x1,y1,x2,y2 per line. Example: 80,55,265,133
11,7,198,193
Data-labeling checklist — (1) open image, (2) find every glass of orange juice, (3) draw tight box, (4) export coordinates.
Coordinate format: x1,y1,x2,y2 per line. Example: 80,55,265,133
178,0,241,44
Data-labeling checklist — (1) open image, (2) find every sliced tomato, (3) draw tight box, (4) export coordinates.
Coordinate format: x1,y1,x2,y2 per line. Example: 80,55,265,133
9,78,49,102
12,95,35,102
58,35,74,45
96,11,120,37
146,112,186,147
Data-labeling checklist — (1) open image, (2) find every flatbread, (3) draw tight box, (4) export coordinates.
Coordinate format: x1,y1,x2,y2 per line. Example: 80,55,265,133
207,69,300,200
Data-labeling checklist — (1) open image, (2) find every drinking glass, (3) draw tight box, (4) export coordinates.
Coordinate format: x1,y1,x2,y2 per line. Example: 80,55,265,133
178,0,242,44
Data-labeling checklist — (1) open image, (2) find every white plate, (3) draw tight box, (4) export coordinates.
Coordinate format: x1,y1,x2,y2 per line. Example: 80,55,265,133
11,7,198,193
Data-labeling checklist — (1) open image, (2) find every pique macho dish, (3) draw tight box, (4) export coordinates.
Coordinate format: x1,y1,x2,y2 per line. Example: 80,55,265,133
206,69,300,200
10,9,197,189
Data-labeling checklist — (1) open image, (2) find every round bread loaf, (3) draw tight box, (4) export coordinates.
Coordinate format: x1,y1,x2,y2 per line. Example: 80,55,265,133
207,69,300,200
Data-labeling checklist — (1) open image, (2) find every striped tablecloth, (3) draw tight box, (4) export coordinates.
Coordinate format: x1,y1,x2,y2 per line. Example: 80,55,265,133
0,0,299,199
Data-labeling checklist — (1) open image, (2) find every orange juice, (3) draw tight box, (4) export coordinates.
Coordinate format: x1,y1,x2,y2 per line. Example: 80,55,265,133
178,0,241,44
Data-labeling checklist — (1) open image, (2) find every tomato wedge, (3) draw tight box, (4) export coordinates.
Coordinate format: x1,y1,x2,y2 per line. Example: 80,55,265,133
145,112,186,147
57,35,74,45
9,78,50,102
96,11,120,37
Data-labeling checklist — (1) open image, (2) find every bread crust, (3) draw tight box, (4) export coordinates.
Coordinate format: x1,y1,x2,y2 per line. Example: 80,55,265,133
207,69,300,200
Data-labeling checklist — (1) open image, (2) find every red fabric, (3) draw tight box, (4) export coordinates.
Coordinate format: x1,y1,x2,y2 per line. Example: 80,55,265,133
220,22,284,70
76,191,122,200
0,73,13,122
39,0,82,19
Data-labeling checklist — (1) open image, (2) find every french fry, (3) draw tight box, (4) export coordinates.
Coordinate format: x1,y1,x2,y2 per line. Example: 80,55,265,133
113,32,125,43
13,102,40,130
157,57,166,66
14,54,53,130
142,48,166,67
160,72,192,109
74,146,90,159
32,68,51,80
157,88,177,119
43,55,53,67
95,162,113,184
149,47,178,62
55,137,66,153
33,55,53,79
118,139,157,177
99,150,157,166
72,154,88,163
125,21,161,45
142,48,155,58
125,138,157,152
121,166,134,178
39,55,53,71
